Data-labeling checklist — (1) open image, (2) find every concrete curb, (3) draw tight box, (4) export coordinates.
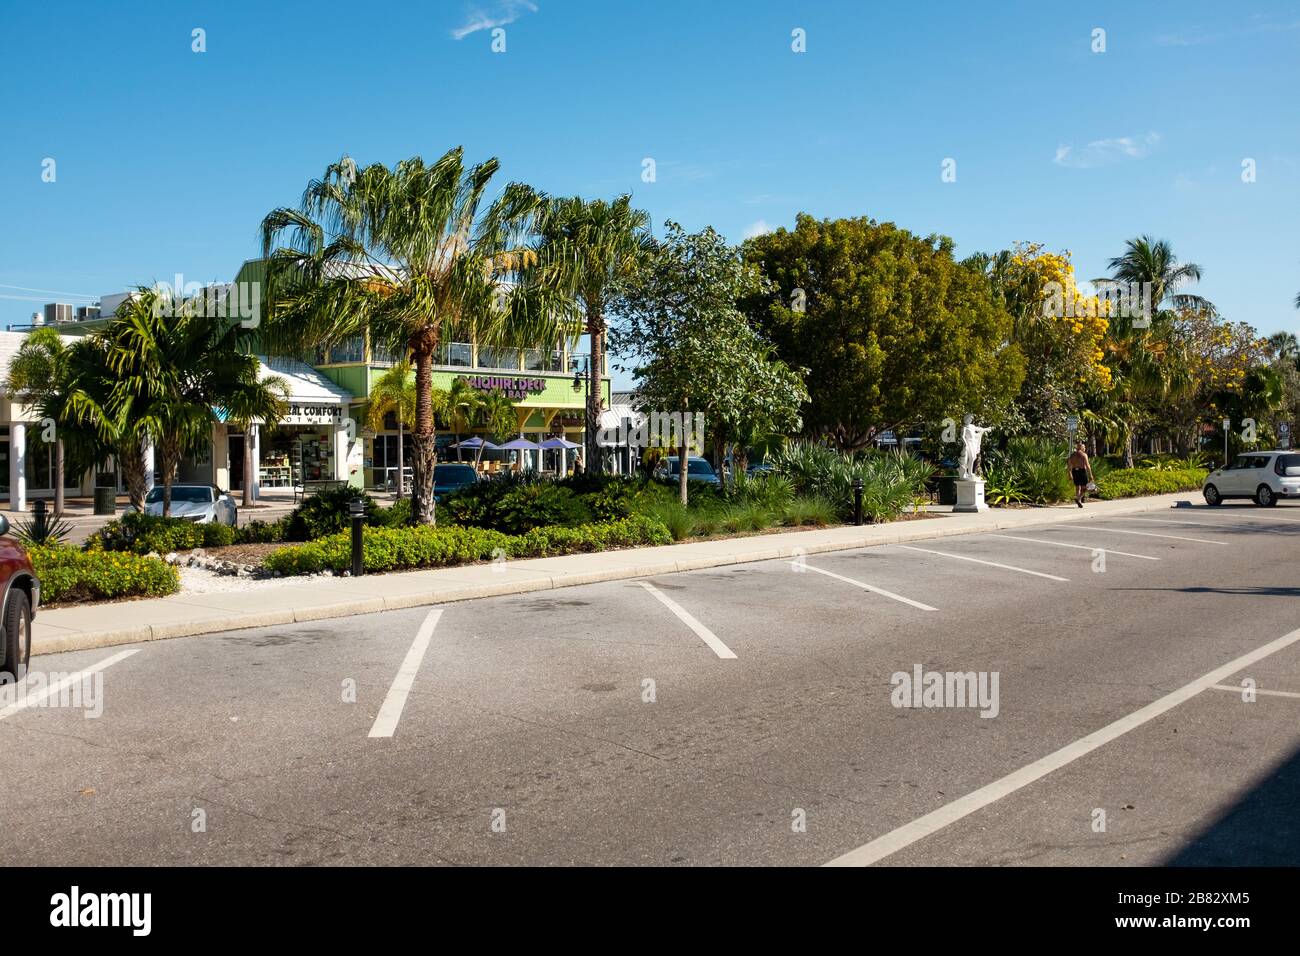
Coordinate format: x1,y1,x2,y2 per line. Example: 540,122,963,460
32,493,1199,656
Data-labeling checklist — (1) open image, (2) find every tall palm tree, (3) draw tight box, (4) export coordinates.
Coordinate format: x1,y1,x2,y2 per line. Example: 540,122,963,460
535,195,651,470
443,376,481,461
260,148,573,523
5,327,72,515
1101,236,1214,315
107,288,289,517
1267,331,1299,363
474,389,517,467
365,359,427,496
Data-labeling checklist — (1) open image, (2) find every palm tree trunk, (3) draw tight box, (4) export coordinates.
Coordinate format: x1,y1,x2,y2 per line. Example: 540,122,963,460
411,341,438,525
586,313,604,474
121,438,148,512
54,438,65,517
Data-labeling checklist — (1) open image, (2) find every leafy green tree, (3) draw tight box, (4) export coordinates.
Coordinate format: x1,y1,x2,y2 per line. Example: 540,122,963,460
5,327,73,514
260,148,570,523
474,389,517,466
106,288,289,516
611,223,807,503
365,360,429,497
535,195,652,469
443,376,482,461
741,214,1024,450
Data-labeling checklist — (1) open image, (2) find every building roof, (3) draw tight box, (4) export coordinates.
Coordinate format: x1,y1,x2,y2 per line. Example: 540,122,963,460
0,329,78,397
258,356,352,404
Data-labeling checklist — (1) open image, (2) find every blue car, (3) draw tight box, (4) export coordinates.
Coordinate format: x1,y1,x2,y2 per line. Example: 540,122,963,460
654,456,721,487
433,463,478,501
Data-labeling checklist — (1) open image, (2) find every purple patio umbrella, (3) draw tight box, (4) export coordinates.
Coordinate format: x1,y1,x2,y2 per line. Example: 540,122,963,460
497,435,542,472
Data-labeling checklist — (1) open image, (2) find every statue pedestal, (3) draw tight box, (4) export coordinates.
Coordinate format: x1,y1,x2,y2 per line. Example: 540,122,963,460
953,478,988,513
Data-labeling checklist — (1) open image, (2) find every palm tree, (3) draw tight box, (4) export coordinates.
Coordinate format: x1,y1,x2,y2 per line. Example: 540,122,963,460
474,389,517,467
107,288,290,517
5,327,72,515
535,195,651,471
443,376,481,461
260,148,573,523
1267,331,1299,363
1101,236,1214,316
365,359,426,496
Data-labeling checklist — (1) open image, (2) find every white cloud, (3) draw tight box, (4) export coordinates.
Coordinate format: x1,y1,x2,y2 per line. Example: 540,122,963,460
451,0,538,40
1054,132,1161,169
743,220,772,239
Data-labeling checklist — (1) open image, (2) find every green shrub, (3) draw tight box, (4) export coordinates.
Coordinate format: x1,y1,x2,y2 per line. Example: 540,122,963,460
1094,467,1207,500
262,516,672,576
766,442,930,522
283,487,381,541
376,497,413,528
233,517,289,543
782,496,838,527
89,512,234,554
30,545,179,605
639,500,694,541
985,438,1073,505
442,474,591,533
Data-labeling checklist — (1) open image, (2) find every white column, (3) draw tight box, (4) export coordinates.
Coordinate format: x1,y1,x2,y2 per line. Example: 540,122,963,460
249,424,260,501
143,438,156,492
9,422,25,512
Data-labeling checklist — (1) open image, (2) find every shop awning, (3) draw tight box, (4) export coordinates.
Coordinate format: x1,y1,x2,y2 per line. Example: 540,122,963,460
257,356,353,425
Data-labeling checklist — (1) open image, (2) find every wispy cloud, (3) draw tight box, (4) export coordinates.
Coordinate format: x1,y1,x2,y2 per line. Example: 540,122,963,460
451,0,538,40
1054,132,1161,169
743,220,772,239
1156,16,1300,47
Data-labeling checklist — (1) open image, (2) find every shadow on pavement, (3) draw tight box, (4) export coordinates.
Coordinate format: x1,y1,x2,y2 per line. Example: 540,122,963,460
1164,742,1300,866
1113,586,1300,598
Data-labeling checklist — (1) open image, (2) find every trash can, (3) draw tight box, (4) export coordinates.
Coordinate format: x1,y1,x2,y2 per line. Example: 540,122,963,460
937,475,957,506
93,482,117,516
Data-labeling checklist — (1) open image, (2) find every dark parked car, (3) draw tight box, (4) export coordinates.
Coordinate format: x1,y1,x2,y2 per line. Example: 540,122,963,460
0,514,39,679
433,463,479,501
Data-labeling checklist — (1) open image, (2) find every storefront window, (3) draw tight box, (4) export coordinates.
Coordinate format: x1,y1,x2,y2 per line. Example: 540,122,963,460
524,348,562,372
441,342,472,367
329,336,365,363
478,347,519,370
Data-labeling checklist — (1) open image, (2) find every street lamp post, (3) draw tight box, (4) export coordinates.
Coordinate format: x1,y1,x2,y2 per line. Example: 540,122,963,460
571,356,591,473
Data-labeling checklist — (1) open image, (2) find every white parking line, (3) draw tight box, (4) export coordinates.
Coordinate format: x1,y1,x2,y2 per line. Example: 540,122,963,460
1070,524,1227,546
369,608,441,738
1186,510,1300,524
803,564,938,611
825,625,1300,867
1209,683,1300,700
0,649,139,721
988,534,1158,561
896,546,1067,582
638,581,737,659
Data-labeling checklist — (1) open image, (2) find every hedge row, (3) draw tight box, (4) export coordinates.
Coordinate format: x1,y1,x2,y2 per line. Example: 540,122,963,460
263,515,673,576
30,545,180,605
1093,467,1208,500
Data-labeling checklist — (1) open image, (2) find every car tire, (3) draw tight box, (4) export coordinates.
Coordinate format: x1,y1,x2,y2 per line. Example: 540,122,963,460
1203,484,1222,506
1256,484,1277,507
2,589,32,680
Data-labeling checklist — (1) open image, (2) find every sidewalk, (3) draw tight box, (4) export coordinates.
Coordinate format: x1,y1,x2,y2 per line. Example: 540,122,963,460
31,492,1202,655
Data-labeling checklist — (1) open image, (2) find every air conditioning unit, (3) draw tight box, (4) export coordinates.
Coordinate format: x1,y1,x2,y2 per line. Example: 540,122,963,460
75,305,101,321
44,302,75,324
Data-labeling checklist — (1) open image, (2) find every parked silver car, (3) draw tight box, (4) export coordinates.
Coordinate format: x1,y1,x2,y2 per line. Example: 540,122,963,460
142,484,238,524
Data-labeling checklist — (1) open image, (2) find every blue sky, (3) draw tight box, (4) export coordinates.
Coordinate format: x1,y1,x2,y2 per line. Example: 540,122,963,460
2,0,1298,388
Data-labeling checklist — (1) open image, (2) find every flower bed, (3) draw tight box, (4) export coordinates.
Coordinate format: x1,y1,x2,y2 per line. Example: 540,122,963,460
30,545,180,605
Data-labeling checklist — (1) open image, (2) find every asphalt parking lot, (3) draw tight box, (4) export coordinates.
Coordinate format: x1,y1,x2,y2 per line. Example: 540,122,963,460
3,502,1298,866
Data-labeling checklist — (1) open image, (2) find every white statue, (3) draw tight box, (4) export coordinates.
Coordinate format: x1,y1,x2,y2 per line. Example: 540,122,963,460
958,414,993,480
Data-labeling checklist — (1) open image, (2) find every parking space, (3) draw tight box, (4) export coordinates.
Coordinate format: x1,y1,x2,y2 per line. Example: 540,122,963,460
2,505,1298,865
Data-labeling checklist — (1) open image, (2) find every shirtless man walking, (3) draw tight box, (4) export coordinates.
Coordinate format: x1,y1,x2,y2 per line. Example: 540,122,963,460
1067,441,1094,508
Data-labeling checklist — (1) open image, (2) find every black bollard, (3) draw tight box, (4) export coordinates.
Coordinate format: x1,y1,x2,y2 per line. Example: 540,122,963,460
349,499,365,577
33,499,48,540
853,478,864,526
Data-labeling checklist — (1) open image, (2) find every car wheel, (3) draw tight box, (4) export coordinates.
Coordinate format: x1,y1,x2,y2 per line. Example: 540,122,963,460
1256,484,1277,507
2,589,32,680
1203,484,1222,506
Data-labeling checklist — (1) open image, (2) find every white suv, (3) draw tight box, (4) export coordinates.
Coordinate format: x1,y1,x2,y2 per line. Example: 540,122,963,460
1203,451,1300,507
